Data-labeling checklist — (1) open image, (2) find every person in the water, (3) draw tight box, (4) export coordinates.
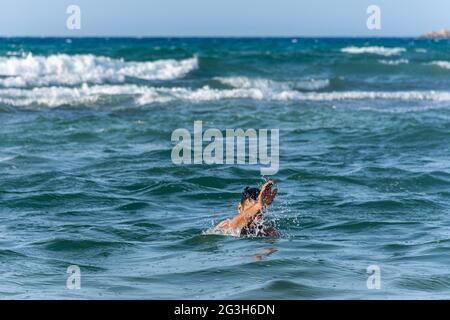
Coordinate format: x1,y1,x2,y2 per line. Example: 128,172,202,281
214,180,279,237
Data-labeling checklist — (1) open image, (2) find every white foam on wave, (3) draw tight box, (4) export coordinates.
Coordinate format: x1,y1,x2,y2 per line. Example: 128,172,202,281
341,46,406,56
0,54,198,87
0,155,16,162
6,51,28,57
429,61,450,70
1,84,449,107
272,90,450,102
378,59,409,65
0,85,265,107
215,76,330,91
357,104,450,114
203,225,241,237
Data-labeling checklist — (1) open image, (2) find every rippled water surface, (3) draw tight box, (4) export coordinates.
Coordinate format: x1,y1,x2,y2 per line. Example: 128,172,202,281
1,38,450,299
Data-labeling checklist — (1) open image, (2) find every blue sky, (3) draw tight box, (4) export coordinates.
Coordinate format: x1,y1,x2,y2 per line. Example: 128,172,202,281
0,0,449,36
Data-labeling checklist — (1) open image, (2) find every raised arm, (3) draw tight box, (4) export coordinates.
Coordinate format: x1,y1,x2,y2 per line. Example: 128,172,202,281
258,180,278,208
230,181,278,228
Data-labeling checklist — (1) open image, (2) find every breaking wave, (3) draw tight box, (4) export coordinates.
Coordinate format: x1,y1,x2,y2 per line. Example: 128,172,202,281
429,61,450,70
0,54,198,87
1,84,449,107
215,76,330,91
341,46,406,56
379,59,409,65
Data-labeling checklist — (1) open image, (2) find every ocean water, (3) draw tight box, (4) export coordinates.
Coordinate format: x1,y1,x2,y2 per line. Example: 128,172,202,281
1,38,450,299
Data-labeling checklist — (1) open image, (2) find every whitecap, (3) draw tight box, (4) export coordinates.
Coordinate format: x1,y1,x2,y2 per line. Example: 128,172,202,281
1,84,449,107
378,59,409,65
0,54,198,87
0,156,16,162
215,76,330,91
341,46,406,56
429,61,450,70
357,104,450,113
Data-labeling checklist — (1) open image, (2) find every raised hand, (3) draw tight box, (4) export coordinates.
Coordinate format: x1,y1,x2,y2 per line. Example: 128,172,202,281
258,180,278,208
229,180,279,230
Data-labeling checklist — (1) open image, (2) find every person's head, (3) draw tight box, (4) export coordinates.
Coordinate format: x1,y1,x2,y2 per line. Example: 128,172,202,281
238,186,260,214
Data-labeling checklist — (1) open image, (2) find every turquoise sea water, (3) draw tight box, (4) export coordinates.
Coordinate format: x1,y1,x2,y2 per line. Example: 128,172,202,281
1,38,450,299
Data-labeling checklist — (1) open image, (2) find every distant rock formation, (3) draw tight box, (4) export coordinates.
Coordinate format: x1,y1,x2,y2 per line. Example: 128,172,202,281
421,29,450,39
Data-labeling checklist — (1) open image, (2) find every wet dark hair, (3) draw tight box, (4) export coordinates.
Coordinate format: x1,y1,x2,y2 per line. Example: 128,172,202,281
241,187,260,204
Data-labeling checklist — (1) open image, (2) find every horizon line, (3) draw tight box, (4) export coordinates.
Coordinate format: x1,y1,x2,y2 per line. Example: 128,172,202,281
0,35,430,39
